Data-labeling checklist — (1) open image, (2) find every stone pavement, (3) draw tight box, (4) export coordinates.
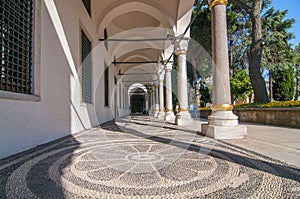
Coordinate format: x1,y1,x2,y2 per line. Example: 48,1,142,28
222,123,300,168
0,115,299,198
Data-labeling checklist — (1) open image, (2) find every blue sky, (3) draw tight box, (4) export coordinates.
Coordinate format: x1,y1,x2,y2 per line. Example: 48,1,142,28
272,0,300,47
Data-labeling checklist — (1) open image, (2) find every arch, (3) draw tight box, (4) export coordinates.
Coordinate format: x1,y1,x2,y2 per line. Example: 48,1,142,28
97,1,175,36
174,0,194,36
119,63,158,88
128,83,148,95
105,27,173,62
117,52,162,75
128,84,148,114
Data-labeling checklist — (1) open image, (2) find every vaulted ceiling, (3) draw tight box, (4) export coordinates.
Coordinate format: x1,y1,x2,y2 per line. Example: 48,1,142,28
93,0,194,86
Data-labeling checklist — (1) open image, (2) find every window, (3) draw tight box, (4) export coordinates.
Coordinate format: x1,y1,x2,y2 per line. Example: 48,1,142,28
82,0,91,17
0,0,34,94
104,66,109,107
81,30,92,104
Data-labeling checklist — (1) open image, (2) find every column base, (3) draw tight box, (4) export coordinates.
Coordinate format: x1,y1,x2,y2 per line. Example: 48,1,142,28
165,111,175,122
201,111,247,139
154,111,159,117
158,111,165,119
175,111,192,125
201,124,247,139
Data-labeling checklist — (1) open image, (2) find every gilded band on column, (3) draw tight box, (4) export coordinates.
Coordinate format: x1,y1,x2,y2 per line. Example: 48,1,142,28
178,107,189,112
209,0,228,10
175,50,187,56
211,104,233,111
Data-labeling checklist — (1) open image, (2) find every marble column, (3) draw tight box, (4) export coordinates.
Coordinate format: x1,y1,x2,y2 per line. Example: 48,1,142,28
148,89,152,115
164,63,175,121
154,83,159,117
158,79,165,119
175,38,191,125
151,84,155,115
201,0,247,139
151,85,155,115
145,94,148,113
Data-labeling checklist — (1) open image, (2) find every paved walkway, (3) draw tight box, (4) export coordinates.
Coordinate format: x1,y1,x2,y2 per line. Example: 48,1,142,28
223,122,300,168
0,115,299,198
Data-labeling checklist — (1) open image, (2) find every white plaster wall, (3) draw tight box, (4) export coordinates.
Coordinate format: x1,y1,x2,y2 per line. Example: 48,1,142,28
0,0,115,159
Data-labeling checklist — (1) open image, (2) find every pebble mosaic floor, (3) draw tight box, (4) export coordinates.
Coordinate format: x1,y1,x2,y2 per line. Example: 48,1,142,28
0,115,299,198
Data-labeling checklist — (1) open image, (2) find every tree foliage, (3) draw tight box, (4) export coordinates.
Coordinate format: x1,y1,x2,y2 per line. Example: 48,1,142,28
293,43,300,100
230,70,253,102
273,67,295,101
261,7,295,100
191,0,296,103
230,0,271,103
227,4,251,75
262,8,295,71
191,4,212,55
199,78,211,106
190,0,212,107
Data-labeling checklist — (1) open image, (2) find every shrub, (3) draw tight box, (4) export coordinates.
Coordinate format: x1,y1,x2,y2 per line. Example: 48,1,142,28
234,100,300,108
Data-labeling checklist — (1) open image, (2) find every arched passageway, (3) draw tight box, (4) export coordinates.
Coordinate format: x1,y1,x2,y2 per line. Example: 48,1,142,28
128,84,148,114
130,88,147,114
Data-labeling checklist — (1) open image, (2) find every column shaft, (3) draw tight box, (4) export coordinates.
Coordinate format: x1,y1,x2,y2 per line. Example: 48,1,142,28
148,91,152,114
154,84,159,117
175,48,191,125
177,53,189,111
159,80,164,111
158,80,165,118
165,67,174,121
212,4,231,104
165,69,173,112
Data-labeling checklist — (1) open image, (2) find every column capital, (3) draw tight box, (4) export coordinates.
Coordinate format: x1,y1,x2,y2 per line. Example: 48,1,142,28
157,62,164,71
165,63,173,72
165,69,172,73
174,38,189,55
159,72,165,80
157,63,165,78
209,0,228,10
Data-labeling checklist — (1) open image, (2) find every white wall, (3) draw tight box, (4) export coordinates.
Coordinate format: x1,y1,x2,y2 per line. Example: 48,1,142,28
0,0,115,159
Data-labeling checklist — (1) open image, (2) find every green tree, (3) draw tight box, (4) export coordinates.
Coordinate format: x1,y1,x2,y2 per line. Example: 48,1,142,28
229,0,296,103
273,67,295,101
192,0,296,103
192,0,270,102
230,0,271,103
293,43,300,100
262,7,295,101
190,0,211,108
199,78,211,106
191,1,211,54
230,70,253,102
227,6,251,76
